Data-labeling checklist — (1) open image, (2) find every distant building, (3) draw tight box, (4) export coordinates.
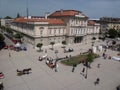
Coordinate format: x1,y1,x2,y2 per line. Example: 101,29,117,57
1,19,14,27
87,20,100,35
10,10,100,46
99,17,120,33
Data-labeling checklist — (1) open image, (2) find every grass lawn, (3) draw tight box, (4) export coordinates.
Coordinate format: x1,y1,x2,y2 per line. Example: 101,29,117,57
61,53,99,66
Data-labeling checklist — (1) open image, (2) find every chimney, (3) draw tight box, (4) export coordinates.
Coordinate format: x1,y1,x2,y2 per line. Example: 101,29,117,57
45,12,50,19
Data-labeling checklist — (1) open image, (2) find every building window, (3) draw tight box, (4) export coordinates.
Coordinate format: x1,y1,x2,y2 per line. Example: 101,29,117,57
39,27,44,29
40,30,43,35
59,29,60,34
54,30,56,34
49,29,52,34
71,29,73,34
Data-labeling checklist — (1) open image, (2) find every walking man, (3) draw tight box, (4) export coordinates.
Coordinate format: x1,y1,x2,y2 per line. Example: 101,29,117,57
55,63,58,72
72,64,76,72
97,64,101,68
94,78,100,85
82,67,85,73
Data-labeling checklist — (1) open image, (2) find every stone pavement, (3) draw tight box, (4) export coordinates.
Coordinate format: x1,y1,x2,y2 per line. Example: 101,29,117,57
0,41,120,90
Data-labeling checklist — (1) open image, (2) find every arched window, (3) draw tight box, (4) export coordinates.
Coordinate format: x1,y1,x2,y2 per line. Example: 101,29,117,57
39,27,44,36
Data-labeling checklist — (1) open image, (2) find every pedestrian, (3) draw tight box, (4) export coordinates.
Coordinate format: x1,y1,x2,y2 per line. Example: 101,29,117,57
72,66,75,72
0,81,4,90
96,78,100,84
45,49,47,53
55,63,58,72
82,67,85,73
9,52,11,57
102,53,105,57
72,65,75,72
94,78,100,85
97,64,101,68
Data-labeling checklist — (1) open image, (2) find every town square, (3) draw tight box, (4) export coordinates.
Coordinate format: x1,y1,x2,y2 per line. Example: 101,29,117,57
0,0,120,90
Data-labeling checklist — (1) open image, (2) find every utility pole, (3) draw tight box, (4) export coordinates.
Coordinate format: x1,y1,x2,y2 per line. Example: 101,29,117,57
26,0,29,19
85,62,88,79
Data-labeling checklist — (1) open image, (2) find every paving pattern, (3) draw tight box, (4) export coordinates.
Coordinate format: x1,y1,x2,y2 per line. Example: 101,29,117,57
0,40,120,90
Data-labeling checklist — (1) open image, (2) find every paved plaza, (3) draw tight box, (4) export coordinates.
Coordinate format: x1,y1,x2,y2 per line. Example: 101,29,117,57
0,40,120,90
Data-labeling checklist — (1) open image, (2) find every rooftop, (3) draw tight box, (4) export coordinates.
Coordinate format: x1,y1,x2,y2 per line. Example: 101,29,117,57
13,17,65,25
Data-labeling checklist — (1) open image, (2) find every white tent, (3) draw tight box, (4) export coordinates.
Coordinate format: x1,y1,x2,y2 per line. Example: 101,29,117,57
98,45,103,52
92,46,97,53
14,42,21,47
112,56,120,61
42,54,48,58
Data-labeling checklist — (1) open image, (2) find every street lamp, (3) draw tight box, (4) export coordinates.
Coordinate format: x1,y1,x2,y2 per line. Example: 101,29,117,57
55,50,58,61
85,61,88,79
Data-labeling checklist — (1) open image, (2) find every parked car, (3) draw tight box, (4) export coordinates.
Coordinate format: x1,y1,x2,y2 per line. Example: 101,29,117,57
0,72,4,79
9,45,14,50
4,44,8,49
64,48,74,53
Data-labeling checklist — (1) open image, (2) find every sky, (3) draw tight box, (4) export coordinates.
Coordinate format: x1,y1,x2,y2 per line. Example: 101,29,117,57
0,0,120,19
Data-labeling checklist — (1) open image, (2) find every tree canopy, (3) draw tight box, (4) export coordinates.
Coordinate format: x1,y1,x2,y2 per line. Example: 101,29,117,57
50,42,55,50
13,33,23,39
86,53,94,63
4,16,12,19
0,34,5,42
16,13,21,18
62,40,66,45
6,28,13,35
36,43,43,51
108,29,118,38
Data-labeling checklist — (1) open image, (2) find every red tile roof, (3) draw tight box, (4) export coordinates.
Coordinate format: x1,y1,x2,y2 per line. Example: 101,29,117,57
48,19,65,25
13,17,65,25
88,20,95,26
49,10,81,17
14,17,27,23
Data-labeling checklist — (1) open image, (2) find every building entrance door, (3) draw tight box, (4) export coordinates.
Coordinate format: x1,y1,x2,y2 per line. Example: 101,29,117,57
74,36,83,43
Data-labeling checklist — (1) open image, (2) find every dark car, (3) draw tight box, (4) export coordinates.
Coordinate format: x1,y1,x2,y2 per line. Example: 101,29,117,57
116,85,120,90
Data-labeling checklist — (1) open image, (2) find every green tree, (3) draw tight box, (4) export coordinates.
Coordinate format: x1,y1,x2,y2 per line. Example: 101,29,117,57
86,53,94,67
4,16,12,19
13,33,22,39
0,26,5,30
92,37,96,41
6,28,13,35
13,33,23,43
36,43,43,51
16,13,20,18
108,29,118,38
50,42,55,50
62,40,66,48
0,34,5,42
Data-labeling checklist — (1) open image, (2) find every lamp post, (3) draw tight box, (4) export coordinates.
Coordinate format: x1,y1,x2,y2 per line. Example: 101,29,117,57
85,61,88,79
55,50,58,61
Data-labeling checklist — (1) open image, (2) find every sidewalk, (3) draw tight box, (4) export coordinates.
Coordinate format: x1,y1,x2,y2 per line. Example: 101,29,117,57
0,41,120,90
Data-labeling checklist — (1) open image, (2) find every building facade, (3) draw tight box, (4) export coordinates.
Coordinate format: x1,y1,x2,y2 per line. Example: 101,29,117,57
99,17,120,33
10,10,100,46
1,19,14,27
49,10,89,44
11,17,66,46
